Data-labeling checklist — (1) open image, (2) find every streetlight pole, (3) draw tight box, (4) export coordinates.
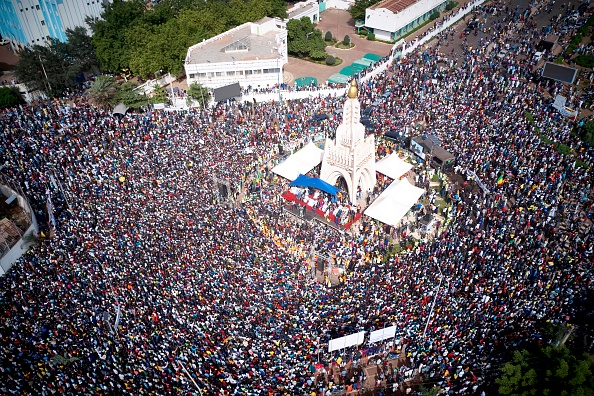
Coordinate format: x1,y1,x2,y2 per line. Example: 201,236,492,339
39,54,51,92
168,72,175,106
423,267,443,337
277,57,282,104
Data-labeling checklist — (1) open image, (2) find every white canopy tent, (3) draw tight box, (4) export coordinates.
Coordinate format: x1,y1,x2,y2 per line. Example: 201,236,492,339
272,142,324,181
364,179,425,227
376,154,413,180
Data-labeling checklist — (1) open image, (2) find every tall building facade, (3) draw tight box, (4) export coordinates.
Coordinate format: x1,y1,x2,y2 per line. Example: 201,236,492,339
0,0,109,50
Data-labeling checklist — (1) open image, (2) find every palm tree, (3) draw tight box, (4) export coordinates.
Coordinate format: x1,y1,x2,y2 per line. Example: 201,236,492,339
86,76,118,109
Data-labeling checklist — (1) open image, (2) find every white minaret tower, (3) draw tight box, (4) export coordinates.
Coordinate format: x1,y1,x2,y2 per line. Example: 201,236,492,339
320,80,376,204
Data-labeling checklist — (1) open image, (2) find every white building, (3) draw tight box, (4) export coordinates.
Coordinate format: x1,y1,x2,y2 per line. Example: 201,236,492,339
184,17,288,90
320,81,376,205
365,0,448,42
0,0,110,51
287,0,320,23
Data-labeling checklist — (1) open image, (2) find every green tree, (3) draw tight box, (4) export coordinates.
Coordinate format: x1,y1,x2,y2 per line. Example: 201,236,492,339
324,31,333,41
496,345,594,396
0,87,23,108
116,81,149,109
65,27,99,76
187,82,209,107
343,35,351,45
287,17,326,58
87,76,118,109
349,0,381,21
14,44,71,97
90,0,146,72
150,84,169,104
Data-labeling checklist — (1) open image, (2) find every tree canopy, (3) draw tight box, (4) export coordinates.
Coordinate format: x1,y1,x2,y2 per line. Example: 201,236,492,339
187,82,209,108
349,0,382,21
0,87,24,109
14,28,98,97
86,76,119,109
496,345,594,396
287,17,326,59
90,0,287,78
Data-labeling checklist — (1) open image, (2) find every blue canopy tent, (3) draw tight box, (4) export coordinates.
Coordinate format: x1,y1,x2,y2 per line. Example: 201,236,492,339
289,174,338,197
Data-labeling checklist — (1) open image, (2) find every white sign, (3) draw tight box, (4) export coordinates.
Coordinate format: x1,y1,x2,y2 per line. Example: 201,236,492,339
369,325,397,343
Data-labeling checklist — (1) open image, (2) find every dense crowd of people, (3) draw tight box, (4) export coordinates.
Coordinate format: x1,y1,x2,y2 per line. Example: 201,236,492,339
0,0,593,395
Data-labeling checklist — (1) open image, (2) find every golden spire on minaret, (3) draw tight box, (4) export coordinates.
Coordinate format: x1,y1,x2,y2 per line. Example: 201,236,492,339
347,80,358,99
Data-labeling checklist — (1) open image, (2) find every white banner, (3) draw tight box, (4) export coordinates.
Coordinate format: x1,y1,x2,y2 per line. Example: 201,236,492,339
344,331,366,348
328,331,366,352
328,336,346,352
369,325,397,344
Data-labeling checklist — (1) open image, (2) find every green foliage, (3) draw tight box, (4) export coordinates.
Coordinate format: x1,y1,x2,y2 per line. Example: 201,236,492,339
0,87,23,108
287,17,326,59
150,84,168,104
14,25,97,98
325,55,336,66
497,345,594,396
574,55,594,68
349,0,381,21
565,33,584,57
91,0,286,76
419,385,441,396
430,10,440,20
343,35,351,45
187,82,209,107
116,81,149,109
324,31,333,41
86,76,119,109
445,1,457,11
91,0,146,73
15,44,71,97
367,32,376,41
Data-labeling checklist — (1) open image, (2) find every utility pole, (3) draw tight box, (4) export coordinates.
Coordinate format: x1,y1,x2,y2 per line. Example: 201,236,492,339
169,72,175,106
39,54,51,91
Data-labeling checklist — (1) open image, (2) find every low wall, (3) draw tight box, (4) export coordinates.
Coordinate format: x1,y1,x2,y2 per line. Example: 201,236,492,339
0,180,39,276
0,223,36,276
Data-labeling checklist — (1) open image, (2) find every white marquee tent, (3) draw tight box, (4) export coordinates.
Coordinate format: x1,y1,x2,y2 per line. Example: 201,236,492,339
364,179,425,227
376,154,413,180
271,142,324,181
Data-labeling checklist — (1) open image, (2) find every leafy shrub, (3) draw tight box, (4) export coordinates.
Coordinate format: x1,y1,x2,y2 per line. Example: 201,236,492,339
445,1,456,11
326,55,336,66
430,10,440,20
367,32,376,41
574,55,594,68
310,50,327,61
343,35,351,45
324,31,333,41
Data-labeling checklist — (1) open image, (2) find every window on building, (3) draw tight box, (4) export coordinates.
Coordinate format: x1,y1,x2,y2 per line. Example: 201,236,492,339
207,72,215,77
253,69,262,74
237,71,243,75
245,70,253,75
226,71,235,76
215,72,223,77
197,72,206,78
189,74,195,79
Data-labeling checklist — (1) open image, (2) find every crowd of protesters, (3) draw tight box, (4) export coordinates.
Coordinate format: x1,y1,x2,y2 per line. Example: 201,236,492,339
0,0,593,395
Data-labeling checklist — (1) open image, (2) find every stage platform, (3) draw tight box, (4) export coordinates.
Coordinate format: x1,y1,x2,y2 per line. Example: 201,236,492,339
282,191,361,230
